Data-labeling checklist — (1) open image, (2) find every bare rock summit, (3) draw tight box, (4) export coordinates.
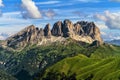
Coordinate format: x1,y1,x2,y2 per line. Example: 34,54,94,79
3,19,103,49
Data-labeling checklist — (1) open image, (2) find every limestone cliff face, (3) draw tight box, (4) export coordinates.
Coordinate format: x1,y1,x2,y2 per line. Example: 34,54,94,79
4,19,103,49
62,19,74,37
75,21,103,43
6,25,40,48
51,21,63,36
74,23,84,35
44,23,51,38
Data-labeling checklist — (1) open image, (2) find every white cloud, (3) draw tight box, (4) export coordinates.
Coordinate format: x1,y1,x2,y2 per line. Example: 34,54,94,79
95,22,108,30
0,10,2,16
0,0,4,7
113,36,120,40
0,11,49,32
77,0,100,2
108,35,120,40
0,32,14,40
95,11,120,29
21,0,42,19
101,30,120,40
44,9,56,19
101,31,107,36
110,0,120,2
0,12,31,32
36,1,60,5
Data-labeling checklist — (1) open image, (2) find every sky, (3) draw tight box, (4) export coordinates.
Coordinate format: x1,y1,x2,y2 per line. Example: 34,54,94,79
0,0,120,40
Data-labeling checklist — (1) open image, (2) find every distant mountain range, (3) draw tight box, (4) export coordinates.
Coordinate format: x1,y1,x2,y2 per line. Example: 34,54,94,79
106,39,120,46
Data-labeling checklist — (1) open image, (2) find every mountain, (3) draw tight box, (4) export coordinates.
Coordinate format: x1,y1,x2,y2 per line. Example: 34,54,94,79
1,19,120,80
106,39,120,46
2,19,103,50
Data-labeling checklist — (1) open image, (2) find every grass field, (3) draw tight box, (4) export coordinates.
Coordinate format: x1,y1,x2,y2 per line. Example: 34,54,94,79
40,54,120,80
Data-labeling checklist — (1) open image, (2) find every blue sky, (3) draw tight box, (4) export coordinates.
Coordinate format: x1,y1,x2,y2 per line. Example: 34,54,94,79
0,0,120,40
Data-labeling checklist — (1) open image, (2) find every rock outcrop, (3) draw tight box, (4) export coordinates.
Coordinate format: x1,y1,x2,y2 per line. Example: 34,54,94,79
74,23,84,35
3,19,103,49
44,23,51,38
51,21,63,36
6,25,40,48
62,19,74,37
76,21,103,43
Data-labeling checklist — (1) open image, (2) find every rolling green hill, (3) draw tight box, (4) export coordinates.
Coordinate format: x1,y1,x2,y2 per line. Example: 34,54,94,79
37,54,120,80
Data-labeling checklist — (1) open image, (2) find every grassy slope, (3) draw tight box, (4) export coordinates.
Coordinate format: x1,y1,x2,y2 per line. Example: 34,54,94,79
40,54,120,80
91,44,120,58
2,40,120,80
5,40,87,77
33,43,120,80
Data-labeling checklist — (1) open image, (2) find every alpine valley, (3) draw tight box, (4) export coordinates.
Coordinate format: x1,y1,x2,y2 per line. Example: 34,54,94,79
0,19,120,80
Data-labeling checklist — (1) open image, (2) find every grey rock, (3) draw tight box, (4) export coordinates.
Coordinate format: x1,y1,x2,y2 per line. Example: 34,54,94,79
3,19,103,49
44,23,51,38
51,21,63,36
62,19,74,37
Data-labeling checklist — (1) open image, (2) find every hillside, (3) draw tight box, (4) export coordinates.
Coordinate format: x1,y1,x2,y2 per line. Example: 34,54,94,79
39,54,120,80
3,40,120,80
1,39,120,80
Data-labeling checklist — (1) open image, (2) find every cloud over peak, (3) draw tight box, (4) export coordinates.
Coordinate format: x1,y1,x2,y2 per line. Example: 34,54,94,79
21,0,42,19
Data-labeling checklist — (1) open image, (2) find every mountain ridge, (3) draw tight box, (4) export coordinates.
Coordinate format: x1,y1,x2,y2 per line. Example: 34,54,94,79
2,19,103,49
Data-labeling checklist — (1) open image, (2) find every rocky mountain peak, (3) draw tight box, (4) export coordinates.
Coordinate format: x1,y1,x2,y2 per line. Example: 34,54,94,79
3,19,103,49
44,23,51,38
26,24,35,30
74,23,84,35
62,19,74,37
51,21,63,36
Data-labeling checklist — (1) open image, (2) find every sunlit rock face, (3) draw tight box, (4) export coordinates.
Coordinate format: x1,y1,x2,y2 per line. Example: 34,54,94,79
3,19,103,49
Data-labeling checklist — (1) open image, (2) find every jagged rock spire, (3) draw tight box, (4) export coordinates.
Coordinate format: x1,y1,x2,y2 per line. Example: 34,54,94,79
44,23,51,38
51,21,63,36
